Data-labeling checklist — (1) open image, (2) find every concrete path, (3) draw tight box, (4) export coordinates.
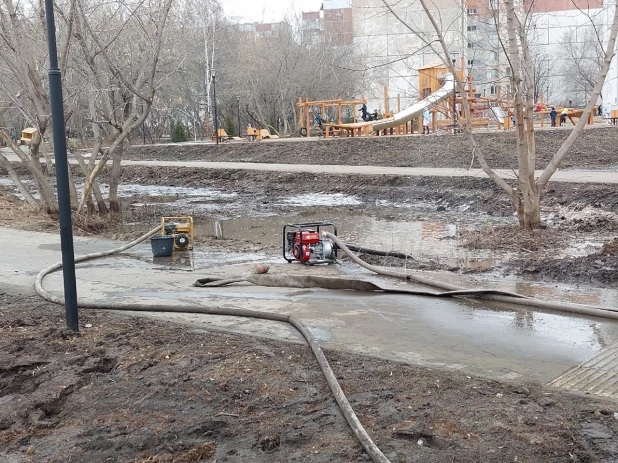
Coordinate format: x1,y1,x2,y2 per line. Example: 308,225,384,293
121,160,618,184
2,227,618,386
3,149,618,184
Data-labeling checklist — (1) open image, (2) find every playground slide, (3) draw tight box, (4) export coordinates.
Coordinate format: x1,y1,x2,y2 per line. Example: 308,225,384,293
370,73,456,132
489,104,505,124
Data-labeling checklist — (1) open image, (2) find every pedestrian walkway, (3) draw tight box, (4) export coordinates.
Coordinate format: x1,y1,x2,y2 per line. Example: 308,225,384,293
2,226,618,386
3,149,618,184
120,160,618,184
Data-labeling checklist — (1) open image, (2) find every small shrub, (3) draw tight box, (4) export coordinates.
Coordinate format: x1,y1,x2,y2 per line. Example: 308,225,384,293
171,121,187,143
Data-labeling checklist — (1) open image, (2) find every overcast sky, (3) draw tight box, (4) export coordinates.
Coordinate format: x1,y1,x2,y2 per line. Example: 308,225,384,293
222,0,323,23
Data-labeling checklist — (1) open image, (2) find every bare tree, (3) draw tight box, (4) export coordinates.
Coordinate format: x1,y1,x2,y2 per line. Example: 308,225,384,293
559,24,605,106
382,0,618,229
0,0,78,213
530,47,554,103
74,0,173,213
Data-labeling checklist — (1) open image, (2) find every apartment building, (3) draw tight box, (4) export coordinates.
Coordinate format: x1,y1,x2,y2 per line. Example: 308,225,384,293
302,0,614,110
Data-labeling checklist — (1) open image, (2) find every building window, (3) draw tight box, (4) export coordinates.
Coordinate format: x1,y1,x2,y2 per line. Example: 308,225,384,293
489,51,498,61
467,8,479,14
490,0,499,9
489,34,498,46
506,66,511,75
490,85,498,95
467,59,475,66
467,25,477,31
467,42,475,48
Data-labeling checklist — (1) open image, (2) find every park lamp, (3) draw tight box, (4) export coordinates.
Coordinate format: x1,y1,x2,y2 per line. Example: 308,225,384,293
44,0,79,331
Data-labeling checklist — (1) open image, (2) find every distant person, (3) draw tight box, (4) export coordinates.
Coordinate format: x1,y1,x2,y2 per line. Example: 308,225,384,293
550,107,557,127
597,104,603,116
535,102,543,112
561,107,568,126
422,108,431,134
359,103,369,121
315,114,325,129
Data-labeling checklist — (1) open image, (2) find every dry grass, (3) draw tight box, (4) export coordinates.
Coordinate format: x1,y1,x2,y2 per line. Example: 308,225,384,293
600,239,618,256
0,193,57,232
460,224,570,252
71,212,113,234
131,443,216,462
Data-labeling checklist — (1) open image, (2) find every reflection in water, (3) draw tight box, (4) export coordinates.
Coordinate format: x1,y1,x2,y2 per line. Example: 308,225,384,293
196,213,507,265
513,280,602,306
513,310,535,331
153,251,195,271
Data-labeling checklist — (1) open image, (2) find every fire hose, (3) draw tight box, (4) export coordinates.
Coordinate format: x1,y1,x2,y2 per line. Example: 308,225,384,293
34,226,618,463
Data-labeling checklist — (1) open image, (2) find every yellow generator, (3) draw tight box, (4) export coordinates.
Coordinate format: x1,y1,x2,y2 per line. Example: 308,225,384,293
161,216,194,250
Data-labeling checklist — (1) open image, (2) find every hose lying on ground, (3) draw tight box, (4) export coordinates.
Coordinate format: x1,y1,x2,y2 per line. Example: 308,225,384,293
34,227,618,462
344,244,415,260
324,232,618,320
34,226,391,463
194,273,527,299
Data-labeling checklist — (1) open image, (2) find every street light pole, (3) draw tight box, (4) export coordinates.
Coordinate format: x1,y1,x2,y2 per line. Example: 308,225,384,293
237,96,241,137
44,0,79,332
212,72,218,145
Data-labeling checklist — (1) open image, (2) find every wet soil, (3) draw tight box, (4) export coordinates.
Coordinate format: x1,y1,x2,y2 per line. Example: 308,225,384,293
125,126,618,170
1,293,618,463
4,129,618,287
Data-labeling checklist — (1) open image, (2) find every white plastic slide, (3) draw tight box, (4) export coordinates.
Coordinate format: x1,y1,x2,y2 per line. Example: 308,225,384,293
489,104,505,124
371,73,456,132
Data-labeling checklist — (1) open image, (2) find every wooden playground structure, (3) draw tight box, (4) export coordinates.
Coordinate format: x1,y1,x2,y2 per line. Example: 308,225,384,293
296,96,370,138
297,61,597,138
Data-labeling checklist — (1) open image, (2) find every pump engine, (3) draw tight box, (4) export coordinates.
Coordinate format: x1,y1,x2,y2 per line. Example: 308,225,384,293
161,216,194,250
283,222,337,264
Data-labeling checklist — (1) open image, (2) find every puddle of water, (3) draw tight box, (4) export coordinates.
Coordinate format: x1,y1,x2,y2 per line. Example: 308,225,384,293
198,213,511,266
277,193,361,207
113,183,237,199
417,268,618,311
0,178,237,203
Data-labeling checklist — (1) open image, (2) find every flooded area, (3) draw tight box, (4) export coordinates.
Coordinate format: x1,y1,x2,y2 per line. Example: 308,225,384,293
3,172,617,309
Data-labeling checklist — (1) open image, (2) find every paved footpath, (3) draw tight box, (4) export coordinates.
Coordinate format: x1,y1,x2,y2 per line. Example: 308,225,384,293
122,160,618,184
3,149,618,184
2,227,618,388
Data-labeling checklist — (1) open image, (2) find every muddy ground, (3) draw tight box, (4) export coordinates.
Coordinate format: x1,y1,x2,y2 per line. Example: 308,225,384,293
116,165,618,286
4,127,618,286
125,126,618,170
1,293,618,463
3,131,618,462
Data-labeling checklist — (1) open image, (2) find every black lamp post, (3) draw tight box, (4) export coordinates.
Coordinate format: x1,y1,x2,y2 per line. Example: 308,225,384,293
44,0,79,331
237,96,241,137
212,71,218,145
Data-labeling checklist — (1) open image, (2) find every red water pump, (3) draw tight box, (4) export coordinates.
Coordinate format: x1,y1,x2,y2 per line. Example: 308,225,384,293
283,222,337,264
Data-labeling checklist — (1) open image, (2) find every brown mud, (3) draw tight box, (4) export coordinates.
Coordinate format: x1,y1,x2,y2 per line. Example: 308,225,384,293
1,294,618,463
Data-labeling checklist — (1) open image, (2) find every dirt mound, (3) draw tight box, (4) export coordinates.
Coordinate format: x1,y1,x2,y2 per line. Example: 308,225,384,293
517,254,618,285
460,225,567,253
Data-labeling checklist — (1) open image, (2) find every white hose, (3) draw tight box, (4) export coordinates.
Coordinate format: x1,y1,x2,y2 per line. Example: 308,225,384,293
325,232,618,321
34,226,391,463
